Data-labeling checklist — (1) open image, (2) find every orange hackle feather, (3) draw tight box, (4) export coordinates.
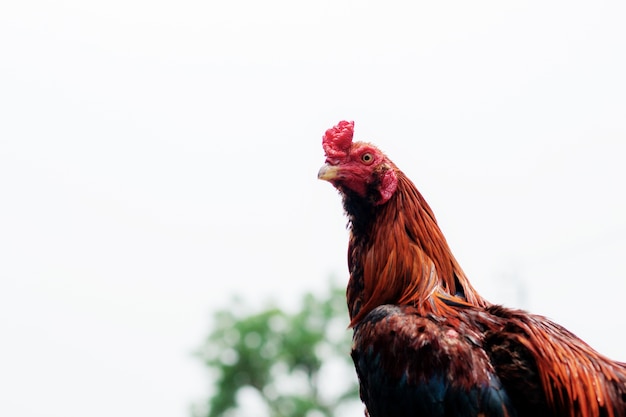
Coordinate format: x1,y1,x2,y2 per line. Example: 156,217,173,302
320,120,626,417
488,306,626,417
347,171,488,326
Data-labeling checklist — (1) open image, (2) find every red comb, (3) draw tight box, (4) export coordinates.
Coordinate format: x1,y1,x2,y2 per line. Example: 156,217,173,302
322,120,354,158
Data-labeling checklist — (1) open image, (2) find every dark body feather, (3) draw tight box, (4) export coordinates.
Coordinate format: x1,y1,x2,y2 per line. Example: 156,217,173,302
352,304,514,417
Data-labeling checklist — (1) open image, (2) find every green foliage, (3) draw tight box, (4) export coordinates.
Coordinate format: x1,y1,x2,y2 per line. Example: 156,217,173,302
195,284,359,417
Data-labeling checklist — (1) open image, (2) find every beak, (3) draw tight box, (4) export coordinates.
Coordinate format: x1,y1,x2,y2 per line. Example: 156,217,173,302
317,164,340,181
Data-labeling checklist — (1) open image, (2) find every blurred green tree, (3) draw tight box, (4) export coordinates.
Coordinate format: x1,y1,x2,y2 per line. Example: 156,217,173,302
194,284,360,417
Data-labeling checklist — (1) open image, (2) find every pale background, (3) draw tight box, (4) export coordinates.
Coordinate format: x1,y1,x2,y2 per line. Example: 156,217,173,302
1,1,625,416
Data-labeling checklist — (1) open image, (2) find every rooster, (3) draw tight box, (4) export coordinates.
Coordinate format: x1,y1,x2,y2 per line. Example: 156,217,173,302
318,120,626,417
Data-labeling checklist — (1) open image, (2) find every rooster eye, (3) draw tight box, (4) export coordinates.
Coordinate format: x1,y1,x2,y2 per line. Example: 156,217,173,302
361,153,374,164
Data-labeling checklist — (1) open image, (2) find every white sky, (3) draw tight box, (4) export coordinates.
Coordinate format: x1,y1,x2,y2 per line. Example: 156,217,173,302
1,1,625,416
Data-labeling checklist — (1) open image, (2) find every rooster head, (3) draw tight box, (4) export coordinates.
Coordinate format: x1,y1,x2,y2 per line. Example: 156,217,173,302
318,120,398,205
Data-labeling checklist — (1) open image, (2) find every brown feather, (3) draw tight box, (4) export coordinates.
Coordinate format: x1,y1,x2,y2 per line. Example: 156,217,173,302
348,171,488,325
487,306,626,417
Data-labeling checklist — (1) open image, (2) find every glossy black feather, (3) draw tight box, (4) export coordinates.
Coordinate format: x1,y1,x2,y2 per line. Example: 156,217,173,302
352,305,515,417
352,302,626,417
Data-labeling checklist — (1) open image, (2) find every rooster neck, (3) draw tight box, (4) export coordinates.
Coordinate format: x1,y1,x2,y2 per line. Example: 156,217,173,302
345,173,489,326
